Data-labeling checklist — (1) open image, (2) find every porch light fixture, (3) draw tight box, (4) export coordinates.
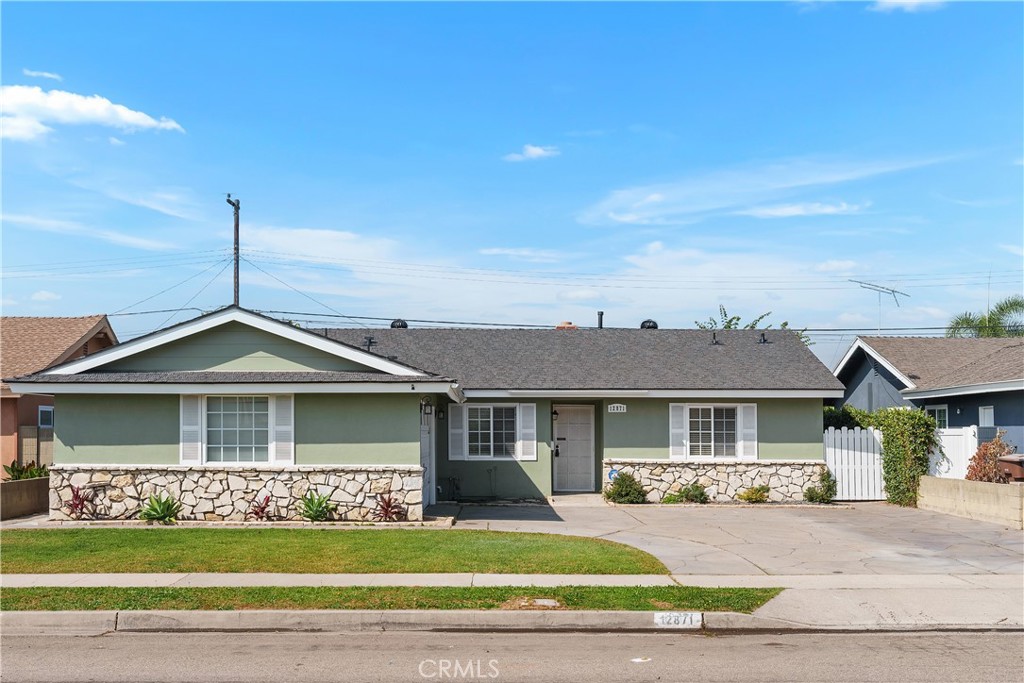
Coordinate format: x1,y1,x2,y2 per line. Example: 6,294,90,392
551,409,559,421
420,397,433,415
437,409,445,420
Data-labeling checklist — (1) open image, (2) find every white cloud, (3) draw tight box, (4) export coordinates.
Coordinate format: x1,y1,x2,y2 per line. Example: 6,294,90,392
815,259,858,273
479,247,561,263
836,312,872,325
108,136,126,146
503,144,560,162
998,244,1024,257
556,289,602,302
0,85,184,141
22,68,63,82
578,157,940,227
869,1,944,12
2,213,174,250
1,298,18,307
737,201,867,218
30,290,61,302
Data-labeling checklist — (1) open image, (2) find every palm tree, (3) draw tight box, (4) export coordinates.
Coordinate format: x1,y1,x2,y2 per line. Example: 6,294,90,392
946,294,1024,337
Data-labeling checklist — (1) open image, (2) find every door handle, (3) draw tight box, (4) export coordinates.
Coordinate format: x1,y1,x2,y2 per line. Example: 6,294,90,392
556,437,567,441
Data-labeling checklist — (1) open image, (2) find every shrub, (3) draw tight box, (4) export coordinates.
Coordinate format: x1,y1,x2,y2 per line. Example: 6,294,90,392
139,493,183,525
737,485,770,503
298,490,336,522
65,485,94,520
604,472,646,504
3,459,49,481
870,407,938,507
965,431,1015,484
662,483,710,504
823,406,871,430
372,492,406,522
804,469,837,504
247,495,273,521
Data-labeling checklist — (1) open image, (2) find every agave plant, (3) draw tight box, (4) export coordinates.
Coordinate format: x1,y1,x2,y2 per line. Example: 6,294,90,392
297,491,335,522
139,493,183,525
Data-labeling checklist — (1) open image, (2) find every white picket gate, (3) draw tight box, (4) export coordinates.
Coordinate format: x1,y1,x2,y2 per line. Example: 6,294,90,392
823,427,885,501
930,426,978,480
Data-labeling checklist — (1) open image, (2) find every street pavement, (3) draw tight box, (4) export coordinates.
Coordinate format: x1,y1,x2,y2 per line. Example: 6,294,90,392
3,631,1022,683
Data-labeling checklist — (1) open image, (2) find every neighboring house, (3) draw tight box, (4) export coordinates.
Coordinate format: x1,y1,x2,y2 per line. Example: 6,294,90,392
833,336,1024,450
7,306,843,521
1,315,117,468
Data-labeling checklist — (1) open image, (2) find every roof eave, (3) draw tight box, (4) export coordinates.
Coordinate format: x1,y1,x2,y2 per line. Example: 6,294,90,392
902,379,1024,400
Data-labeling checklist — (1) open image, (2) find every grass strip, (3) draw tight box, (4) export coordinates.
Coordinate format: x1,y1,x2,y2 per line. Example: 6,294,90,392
0,529,667,575
0,586,782,613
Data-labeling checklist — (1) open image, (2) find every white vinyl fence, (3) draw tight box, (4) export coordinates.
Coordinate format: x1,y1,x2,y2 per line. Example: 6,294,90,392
930,426,979,480
823,427,885,501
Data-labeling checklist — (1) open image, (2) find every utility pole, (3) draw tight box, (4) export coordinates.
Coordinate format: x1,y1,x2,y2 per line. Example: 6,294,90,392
850,280,909,332
226,194,241,306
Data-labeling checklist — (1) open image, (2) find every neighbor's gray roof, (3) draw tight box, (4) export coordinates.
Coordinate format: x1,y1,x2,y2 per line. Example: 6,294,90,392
855,337,1024,391
6,371,437,385
319,328,844,391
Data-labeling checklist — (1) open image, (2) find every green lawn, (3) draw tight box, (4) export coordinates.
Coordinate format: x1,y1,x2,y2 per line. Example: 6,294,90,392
0,586,781,613
0,528,667,575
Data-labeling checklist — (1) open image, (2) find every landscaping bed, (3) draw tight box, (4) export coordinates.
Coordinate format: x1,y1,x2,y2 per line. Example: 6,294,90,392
0,528,668,575
0,585,781,613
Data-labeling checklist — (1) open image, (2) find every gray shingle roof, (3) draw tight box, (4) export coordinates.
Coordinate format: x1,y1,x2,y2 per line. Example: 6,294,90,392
856,337,1024,391
319,328,844,391
7,371,436,384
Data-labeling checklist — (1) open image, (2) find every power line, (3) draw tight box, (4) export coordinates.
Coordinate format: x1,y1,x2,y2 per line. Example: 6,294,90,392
2,256,230,280
3,248,230,272
114,257,232,314
154,259,233,329
241,257,368,327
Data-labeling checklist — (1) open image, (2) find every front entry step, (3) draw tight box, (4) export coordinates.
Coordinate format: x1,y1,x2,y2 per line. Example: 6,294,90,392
548,493,606,507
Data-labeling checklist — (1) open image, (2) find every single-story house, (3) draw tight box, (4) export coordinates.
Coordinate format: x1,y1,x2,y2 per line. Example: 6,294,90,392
833,336,1024,450
1,315,117,468
7,306,844,521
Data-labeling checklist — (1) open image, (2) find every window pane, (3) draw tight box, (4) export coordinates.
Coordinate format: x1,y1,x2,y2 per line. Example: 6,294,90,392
254,397,269,410
208,413,222,428
239,430,254,446
208,430,222,446
207,446,222,461
255,412,269,428
254,446,269,462
223,413,238,428
254,429,269,446
208,397,222,411
222,397,237,411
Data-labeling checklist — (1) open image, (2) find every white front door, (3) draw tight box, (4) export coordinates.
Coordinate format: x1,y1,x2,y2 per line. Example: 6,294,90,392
420,411,435,506
553,405,595,492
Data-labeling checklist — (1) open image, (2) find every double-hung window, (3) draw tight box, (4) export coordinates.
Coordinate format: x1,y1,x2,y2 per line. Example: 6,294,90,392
670,403,757,460
925,405,948,429
448,403,538,461
179,394,293,466
207,396,270,463
468,405,517,458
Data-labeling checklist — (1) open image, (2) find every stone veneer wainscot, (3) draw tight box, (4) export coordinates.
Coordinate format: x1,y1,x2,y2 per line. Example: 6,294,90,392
49,465,423,522
602,459,825,503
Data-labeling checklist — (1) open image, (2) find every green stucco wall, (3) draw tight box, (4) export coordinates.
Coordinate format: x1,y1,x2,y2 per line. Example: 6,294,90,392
104,322,372,372
435,398,554,499
602,398,824,460
54,395,179,464
53,393,421,466
294,394,420,465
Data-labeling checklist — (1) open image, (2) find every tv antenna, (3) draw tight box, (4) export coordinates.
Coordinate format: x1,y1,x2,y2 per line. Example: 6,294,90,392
850,279,909,332
226,194,241,306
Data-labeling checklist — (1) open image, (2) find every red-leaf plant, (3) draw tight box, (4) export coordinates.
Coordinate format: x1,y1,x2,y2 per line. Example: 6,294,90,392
372,493,406,522
66,485,94,520
246,495,273,521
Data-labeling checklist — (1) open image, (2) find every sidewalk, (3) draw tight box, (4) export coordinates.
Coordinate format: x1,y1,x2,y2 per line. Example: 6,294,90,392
3,572,1021,631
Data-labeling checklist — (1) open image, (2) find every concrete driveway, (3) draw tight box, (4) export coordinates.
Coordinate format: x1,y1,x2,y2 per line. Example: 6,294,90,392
450,501,1024,576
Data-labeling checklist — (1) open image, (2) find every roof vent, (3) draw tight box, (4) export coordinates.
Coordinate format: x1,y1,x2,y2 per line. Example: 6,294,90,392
555,321,578,330
640,319,659,329
711,332,720,346
759,332,768,344
390,319,409,329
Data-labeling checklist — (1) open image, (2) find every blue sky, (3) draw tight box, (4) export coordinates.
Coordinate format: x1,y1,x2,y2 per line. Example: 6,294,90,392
2,1,1022,366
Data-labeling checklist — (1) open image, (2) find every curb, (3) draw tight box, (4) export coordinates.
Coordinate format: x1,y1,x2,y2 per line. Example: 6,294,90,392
3,610,1022,636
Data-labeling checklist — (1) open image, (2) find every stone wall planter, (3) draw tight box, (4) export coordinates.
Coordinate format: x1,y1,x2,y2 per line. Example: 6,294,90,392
0,477,49,520
49,465,423,522
602,459,825,503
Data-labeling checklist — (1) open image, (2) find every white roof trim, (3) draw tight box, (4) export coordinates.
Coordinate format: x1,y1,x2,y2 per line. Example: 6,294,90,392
8,381,456,396
832,338,916,390
902,379,1024,400
466,389,844,399
43,308,425,377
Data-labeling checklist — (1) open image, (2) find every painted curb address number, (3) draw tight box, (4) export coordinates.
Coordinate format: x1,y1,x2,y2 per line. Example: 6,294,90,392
654,612,702,629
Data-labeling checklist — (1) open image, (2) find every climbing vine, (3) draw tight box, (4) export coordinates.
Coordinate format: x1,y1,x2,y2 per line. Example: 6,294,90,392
823,405,939,507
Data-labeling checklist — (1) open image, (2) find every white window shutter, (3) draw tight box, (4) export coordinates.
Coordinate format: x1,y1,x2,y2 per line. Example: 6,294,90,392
448,403,467,460
180,395,202,464
669,403,687,459
516,403,537,461
273,395,294,464
738,404,758,459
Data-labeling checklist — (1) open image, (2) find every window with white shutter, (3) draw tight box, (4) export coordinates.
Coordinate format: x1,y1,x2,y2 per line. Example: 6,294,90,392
516,403,537,461
180,395,202,464
675,403,757,461
448,403,467,460
272,395,294,464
